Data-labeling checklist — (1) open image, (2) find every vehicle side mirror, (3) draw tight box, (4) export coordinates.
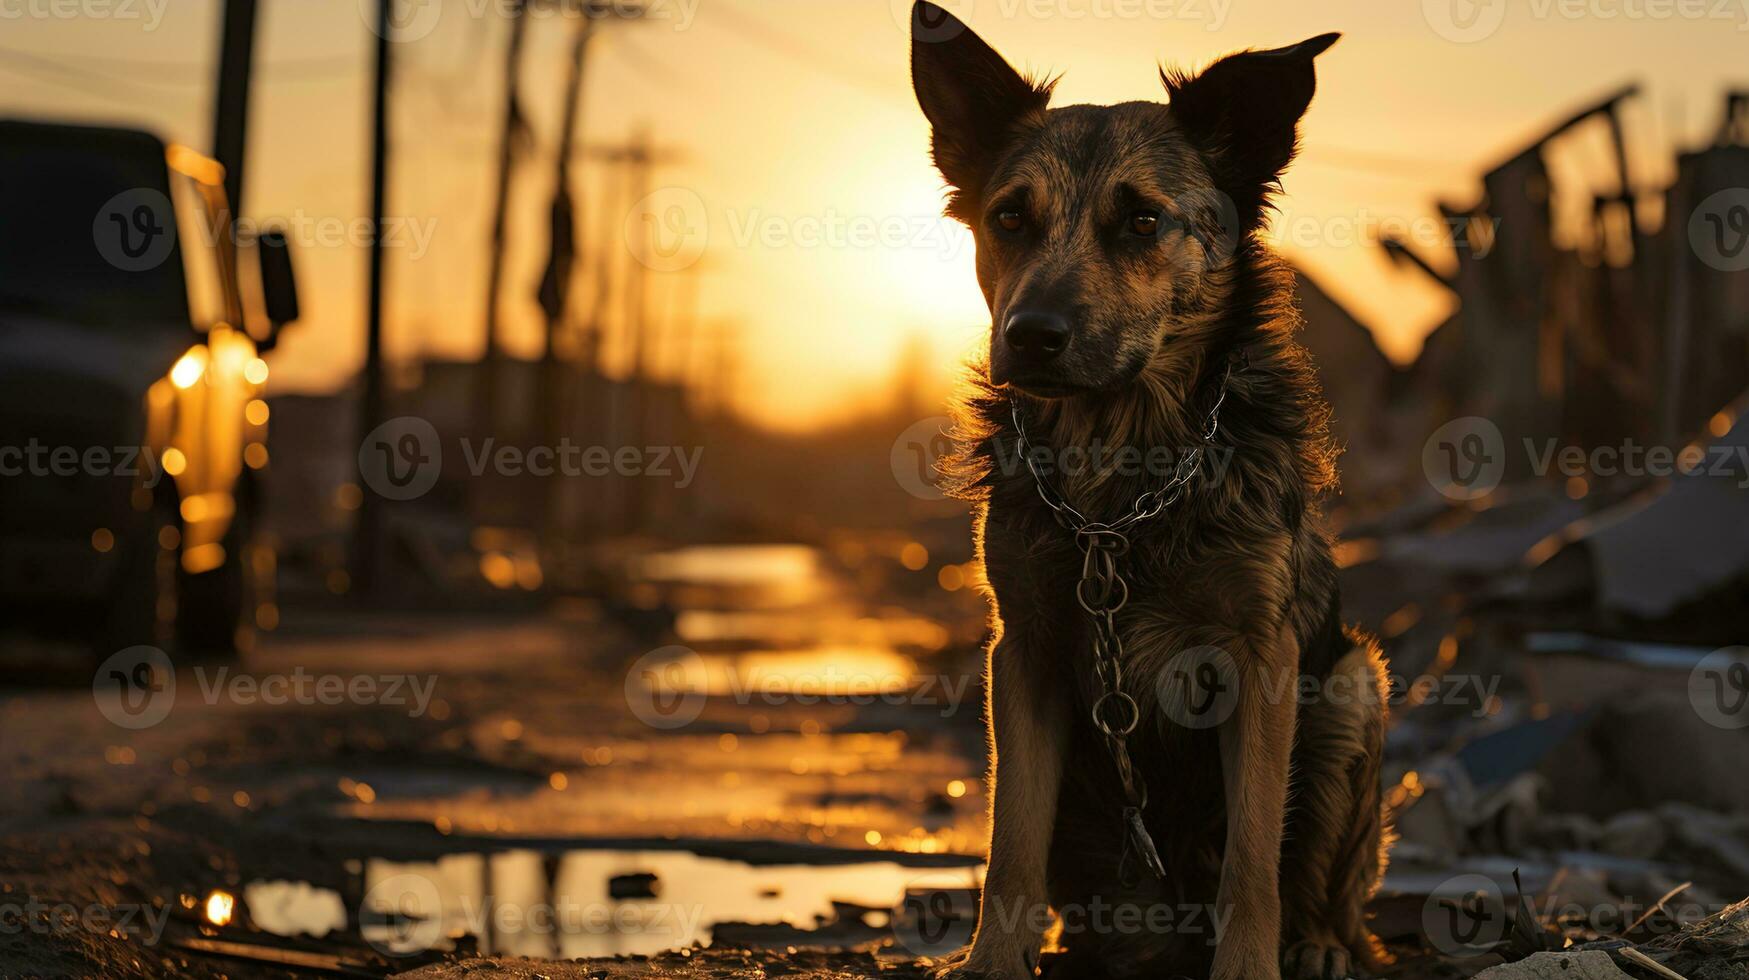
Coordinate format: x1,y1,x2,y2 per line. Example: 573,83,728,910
256,227,299,351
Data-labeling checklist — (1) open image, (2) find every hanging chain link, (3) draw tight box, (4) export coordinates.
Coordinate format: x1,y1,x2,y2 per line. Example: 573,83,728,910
1007,355,1237,884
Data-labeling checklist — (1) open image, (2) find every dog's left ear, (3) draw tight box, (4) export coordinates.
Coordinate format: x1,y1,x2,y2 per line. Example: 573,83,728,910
1164,33,1339,218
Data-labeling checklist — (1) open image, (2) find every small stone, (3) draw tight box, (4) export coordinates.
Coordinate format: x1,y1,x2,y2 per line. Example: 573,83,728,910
1597,810,1666,860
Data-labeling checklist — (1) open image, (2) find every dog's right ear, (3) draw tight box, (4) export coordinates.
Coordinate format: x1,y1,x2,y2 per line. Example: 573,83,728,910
911,1,1051,218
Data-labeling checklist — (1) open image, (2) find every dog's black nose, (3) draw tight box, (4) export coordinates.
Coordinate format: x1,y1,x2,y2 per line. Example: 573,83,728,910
1003,312,1071,363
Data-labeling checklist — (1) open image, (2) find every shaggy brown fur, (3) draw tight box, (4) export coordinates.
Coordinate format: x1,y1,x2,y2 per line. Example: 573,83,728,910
908,3,1393,978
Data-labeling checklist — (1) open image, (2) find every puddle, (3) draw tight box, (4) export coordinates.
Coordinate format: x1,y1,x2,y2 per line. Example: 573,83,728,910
641,646,921,697
629,545,822,593
674,609,950,653
249,848,983,959
623,543,882,613
245,880,348,938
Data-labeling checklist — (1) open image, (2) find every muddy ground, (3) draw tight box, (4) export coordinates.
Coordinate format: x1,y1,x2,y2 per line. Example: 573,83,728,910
0,544,1000,980
2,539,1744,980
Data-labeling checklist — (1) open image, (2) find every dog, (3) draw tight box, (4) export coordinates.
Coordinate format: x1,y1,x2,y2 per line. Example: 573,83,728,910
908,4,1393,978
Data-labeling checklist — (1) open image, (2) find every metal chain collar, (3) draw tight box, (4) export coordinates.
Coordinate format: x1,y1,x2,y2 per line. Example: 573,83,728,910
1007,356,1237,884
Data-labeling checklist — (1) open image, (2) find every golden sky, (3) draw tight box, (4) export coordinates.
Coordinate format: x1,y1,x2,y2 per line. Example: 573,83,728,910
5,0,1746,429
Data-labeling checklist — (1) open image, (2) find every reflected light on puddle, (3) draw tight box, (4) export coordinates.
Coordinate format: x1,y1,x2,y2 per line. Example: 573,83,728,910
674,610,949,652
630,545,819,588
357,849,983,959
645,648,918,697
245,880,347,938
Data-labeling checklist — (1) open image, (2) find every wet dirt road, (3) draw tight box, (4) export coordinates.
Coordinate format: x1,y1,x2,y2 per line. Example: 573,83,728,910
0,544,995,978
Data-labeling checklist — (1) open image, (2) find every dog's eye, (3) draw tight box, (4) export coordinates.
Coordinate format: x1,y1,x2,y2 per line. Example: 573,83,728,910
1129,211,1161,237
995,210,1024,233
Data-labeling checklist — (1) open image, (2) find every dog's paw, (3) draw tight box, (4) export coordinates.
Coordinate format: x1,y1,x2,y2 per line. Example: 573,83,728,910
1282,938,1355,980
926,945,1032,979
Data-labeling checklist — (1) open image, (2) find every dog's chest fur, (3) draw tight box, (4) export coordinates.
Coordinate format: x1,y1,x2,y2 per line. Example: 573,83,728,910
951,248,1346,792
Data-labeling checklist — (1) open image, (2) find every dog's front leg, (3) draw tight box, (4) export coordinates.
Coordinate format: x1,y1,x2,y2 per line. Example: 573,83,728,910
1210,622,1299,980
949,633,1072,979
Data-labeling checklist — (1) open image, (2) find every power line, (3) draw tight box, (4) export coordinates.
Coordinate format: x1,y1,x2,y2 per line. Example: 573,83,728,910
605,31,694,92
0,47,196,91
707,0,903,107
0,45,357,84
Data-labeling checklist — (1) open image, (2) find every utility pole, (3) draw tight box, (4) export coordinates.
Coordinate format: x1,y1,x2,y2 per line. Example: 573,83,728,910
587,129,681,531
478,0,529,440
535,1,651,543
352,0,394,595
538,17,598,369
212,0,257,217
535,16,595,539
622,127,654,384
580,161,625,374
663,261,701,385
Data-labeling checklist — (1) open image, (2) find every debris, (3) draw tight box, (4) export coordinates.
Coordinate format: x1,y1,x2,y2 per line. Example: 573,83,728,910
1626,881,1696,936
1660,804,1749,882
608,871,661,900
1540,700,1749,816
1638,898,1749,980
1620,947,1692,980
1600,811,1669,861
1471,950,1633,979
173,936,387,977
1501,868,1567,960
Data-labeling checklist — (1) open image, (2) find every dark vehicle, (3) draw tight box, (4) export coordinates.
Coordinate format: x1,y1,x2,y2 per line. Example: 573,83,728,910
0,119,299,658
